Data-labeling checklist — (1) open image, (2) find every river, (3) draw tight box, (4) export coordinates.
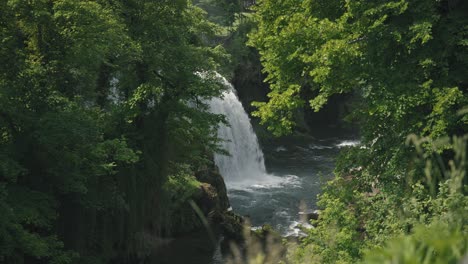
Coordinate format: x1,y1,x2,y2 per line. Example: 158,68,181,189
150,75,357,263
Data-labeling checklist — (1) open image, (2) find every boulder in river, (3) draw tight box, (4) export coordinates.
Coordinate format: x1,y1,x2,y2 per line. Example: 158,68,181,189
299,209,321,222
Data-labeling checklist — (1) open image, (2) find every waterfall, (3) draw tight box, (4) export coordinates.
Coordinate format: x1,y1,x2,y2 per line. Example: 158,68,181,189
209,76,268,184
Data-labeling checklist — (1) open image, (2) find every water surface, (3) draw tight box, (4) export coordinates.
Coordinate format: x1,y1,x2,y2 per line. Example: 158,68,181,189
228,136,355,236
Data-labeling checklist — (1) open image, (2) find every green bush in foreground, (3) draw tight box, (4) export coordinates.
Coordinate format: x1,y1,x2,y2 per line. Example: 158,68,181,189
363,221,467,264
291,135,467,264
247,0,467,262
227,136,467,264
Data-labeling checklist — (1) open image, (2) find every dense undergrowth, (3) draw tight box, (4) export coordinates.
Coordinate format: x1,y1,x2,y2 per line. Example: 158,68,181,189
245,0,467,263
292,135,467,263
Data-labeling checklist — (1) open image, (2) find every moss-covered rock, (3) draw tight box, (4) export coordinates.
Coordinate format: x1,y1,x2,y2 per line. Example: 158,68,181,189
194,167,246,240
195,167,230,211
159,166,246,242
220,211,245,241
195,182,219,216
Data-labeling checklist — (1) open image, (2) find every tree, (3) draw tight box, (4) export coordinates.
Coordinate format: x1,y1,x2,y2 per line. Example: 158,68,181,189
249,0,467,180
249,0,468,263
0,0,228,262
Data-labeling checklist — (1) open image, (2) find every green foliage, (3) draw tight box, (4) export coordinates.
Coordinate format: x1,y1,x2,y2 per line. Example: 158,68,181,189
249,0,467,262
361,143,468,263
0,0,229,262
163,166,202,211
0,185,79,263
249,0,467,143
291,136,467,263
161,166,205,234
363,221,467,264
195,0,244,26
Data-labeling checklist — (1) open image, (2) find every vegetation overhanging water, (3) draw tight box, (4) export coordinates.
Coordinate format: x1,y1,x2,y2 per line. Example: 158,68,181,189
0,0,466,263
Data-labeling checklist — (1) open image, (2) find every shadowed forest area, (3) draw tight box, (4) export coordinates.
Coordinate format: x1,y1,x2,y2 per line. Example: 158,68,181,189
0,0,466,263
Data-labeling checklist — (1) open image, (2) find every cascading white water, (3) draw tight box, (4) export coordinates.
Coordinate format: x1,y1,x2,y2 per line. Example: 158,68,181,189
206,74,346,237
209,76,268,183
208,75,294,189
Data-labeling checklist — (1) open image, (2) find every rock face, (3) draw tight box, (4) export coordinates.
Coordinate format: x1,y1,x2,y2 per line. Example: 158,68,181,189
195,168,230,212
196,183,220,215
194,167,243,240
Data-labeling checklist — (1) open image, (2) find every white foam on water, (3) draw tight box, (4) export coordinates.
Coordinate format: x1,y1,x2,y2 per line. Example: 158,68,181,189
308,144,334,150
275,210,290,217
250,226,262,232
336,140,361,148
275,146,287,152
284,220,314,237
227,174,302,191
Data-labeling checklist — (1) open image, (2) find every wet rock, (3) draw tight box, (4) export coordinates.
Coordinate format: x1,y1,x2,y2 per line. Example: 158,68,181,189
195,168,230,211
310,210,321,221
220,211,244,241
195,183,219,215
299,210,320,221
299,209,321,222
194,167,245,240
